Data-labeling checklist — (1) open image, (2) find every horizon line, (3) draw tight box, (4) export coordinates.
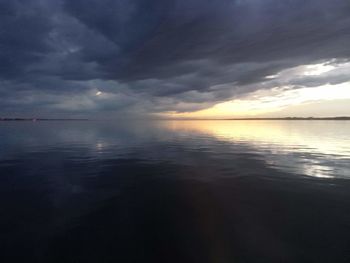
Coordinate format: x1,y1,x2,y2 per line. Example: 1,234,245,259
1,116,350,121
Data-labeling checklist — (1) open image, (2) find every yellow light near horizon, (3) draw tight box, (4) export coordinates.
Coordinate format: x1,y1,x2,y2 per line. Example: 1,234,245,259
166,82,350,119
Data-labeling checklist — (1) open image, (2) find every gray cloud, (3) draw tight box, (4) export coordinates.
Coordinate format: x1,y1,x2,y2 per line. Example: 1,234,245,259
1,0,350,116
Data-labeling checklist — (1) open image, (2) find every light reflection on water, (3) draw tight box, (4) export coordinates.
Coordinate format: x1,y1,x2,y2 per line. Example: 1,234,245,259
0,120,349,180
1,120,350,262
160,120,350,178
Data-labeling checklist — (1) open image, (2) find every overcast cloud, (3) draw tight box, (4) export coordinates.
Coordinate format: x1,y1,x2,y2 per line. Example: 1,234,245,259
1,0,350,117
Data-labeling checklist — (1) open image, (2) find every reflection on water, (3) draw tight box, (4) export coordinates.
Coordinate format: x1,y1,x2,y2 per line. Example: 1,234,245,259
1,120,350,262
161,120,350,178
162,120,350,156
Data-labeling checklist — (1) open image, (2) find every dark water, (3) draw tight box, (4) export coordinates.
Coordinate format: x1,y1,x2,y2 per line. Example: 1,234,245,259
1,120,350,262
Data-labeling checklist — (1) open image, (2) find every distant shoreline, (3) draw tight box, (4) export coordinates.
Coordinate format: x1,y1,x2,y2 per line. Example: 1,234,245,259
221,117,350,121
1,117,349,121
0,118,89,121
160,117,350,121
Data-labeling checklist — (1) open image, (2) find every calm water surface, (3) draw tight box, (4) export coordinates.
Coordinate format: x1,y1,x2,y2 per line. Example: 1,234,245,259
1,120,350,262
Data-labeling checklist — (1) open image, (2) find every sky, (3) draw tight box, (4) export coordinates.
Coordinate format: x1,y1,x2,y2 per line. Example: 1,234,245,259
1,0,350,118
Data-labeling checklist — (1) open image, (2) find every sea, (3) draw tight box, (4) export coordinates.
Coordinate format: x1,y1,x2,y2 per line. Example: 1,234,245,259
0,120,350,262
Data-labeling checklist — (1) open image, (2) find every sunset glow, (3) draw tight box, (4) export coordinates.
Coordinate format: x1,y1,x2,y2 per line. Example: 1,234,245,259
161,61,350,119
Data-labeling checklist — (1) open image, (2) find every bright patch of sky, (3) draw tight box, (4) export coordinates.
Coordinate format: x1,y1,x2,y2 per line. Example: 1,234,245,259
166,61,350,118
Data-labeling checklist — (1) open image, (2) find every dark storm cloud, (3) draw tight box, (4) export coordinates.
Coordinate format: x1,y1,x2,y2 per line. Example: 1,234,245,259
0,0,54,78
1,0,350,115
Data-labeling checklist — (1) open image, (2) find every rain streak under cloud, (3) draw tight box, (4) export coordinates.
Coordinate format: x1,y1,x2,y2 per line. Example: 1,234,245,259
1,0,350,118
